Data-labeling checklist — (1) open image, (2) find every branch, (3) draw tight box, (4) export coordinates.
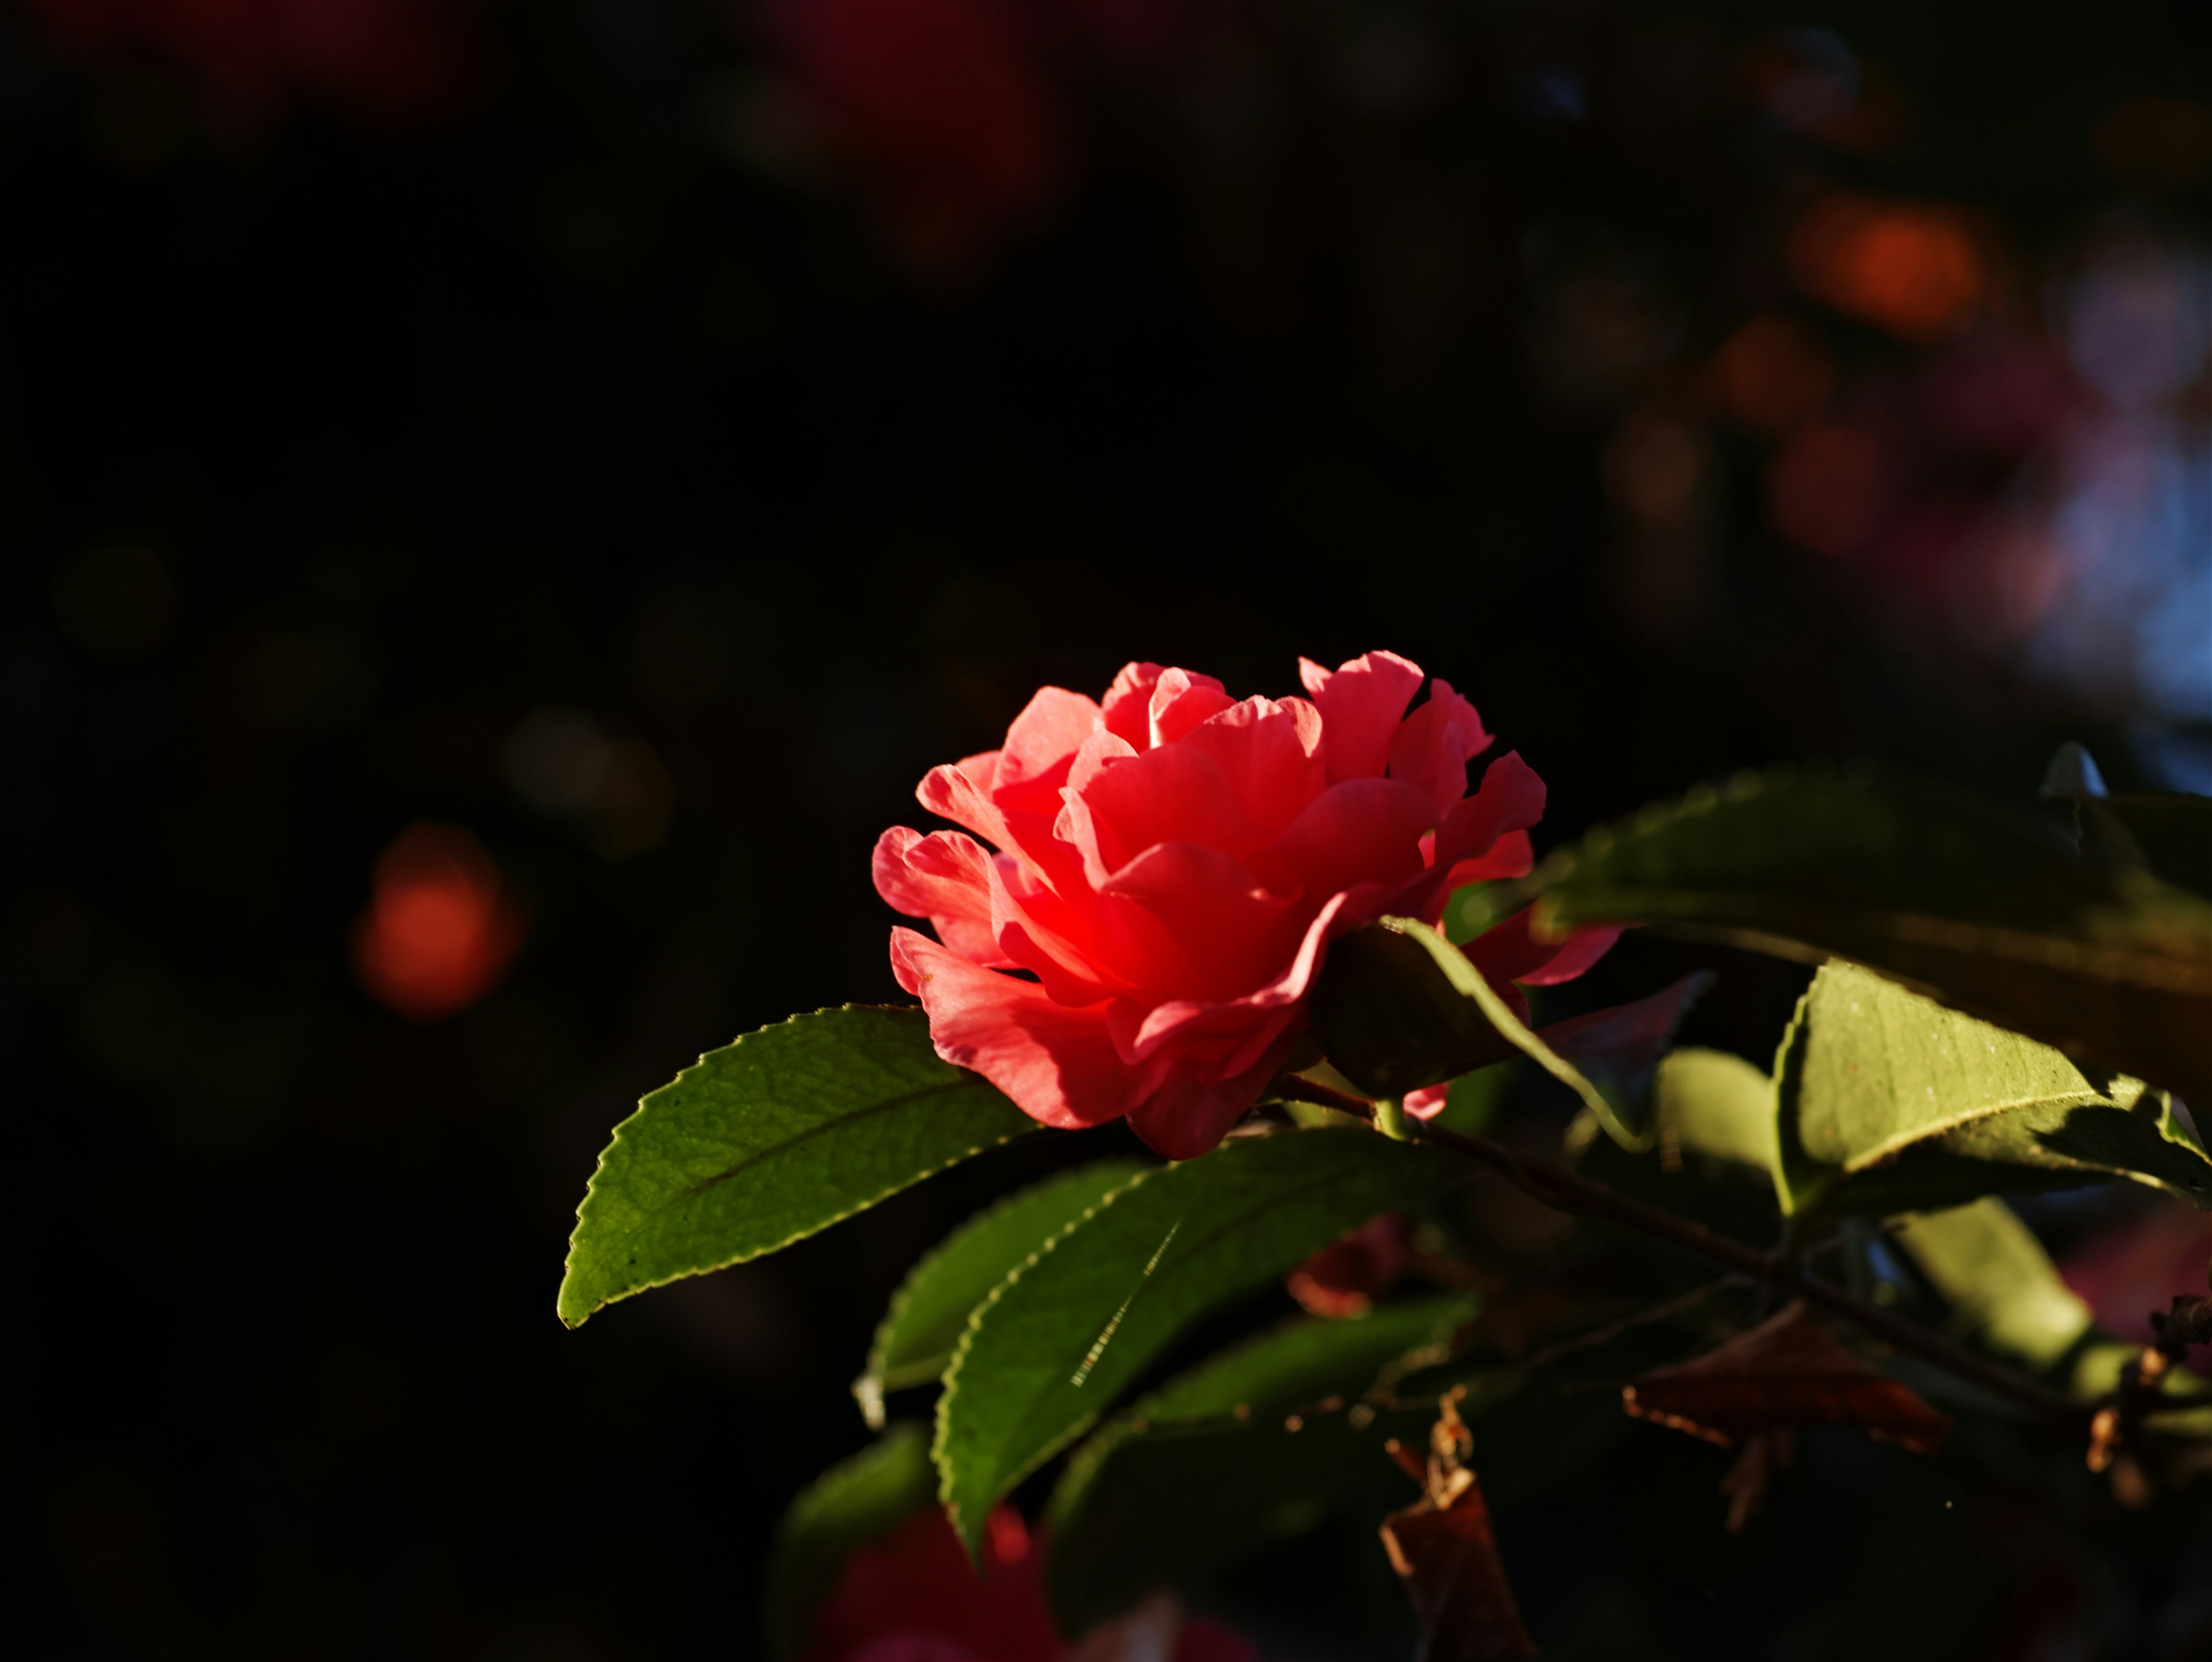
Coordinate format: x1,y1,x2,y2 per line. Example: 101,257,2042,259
1270,1073,2084,1429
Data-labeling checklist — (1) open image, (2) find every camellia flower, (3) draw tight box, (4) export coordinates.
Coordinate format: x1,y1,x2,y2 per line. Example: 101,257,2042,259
876,652,1615,1157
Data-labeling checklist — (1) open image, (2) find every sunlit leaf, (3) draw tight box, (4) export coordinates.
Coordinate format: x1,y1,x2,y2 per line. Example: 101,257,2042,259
1657,1047,1779,1179
857,1160,1150,1428
1044,1297,1480,1630
560,1007,1036,1326
761,1423,935,1662
1495,764,2212,1114
1622,1301,1951,1453
1775,963,2212,1218
1889,1199,2092,1371
934,1126,1470,1553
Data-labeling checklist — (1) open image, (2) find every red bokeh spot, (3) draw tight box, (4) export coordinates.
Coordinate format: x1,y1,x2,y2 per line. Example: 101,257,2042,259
1767,423,1889,555
351,823,522,1020
1710,313,1836,437
787,0,1062,277
1789,194,1986,342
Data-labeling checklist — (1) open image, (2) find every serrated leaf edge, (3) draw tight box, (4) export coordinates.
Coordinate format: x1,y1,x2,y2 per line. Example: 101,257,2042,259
931,1163,1162,1551
857,1159,1150,1425
558,1004,1031,1327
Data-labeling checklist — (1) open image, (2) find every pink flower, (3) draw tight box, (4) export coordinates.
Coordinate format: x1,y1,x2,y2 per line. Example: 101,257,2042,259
876,652,1611,1157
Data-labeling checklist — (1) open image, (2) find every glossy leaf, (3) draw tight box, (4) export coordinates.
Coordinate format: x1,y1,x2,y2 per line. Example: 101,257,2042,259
560,1007,1036,1326
1496,764,2212,1114
934,1126,1471,1552
1044,1297,1483,1631
1775,963,2212,1218
2101,793,2212,903
1623,1301,1951,1453
1657,1047,1779,1178
762,1423,935,1662
1890,1200,2092,1371
857,1159,1149,1428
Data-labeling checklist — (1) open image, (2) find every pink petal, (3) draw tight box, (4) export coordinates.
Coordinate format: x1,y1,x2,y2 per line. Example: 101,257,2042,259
1387,677,1493,814
1071,741,1257,882
1147,667,1233,747
1298,656,1333,698
1310,650,1425,783
1520,923,1623,986
916,762,1012,850
989,687,1102,812
872,827,1007,964
1459,908,1620,987
1100,661,1167,749
1403,1083,1452,1120
1125,1028,1304,1159
889,928,1144,1129
1179,696,1327,845
1250,777,1438,899
1442,830,1535,888
1399,752,1548,921
1100,841,1308,1001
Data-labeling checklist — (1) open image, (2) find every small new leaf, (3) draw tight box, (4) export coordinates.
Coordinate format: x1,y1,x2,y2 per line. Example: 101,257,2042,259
560,1007,1036,1327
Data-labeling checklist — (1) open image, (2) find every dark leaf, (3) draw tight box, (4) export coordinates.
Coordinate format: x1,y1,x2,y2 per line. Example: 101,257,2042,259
1495,764,2212,1116
936,1126,1471,1553
1622,1301,1952,1453
1044,1297,1482,1631
760,1424,935,1662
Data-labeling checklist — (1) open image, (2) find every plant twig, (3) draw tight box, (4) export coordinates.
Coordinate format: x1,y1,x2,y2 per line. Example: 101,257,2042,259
1268,1072,2085,1429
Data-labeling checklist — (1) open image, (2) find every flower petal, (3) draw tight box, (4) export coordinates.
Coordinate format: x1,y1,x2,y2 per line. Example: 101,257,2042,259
1100,661,1167,749
872,827,1007,964
889,928,1145,1129
1309,650,1425,783
1251,777,1437,899
1071,741,1257,881
990,686,1101,812
1387,677,1493,814
1099,841,1308,1001
1147,667,1234,748
1180,696,1327,846
1126,1031,1304,1159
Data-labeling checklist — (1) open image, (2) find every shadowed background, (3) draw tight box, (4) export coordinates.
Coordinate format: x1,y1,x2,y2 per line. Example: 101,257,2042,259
9,0,2212,1655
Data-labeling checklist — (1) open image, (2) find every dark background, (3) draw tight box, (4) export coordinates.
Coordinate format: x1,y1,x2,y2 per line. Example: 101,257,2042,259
9,0,2212,1656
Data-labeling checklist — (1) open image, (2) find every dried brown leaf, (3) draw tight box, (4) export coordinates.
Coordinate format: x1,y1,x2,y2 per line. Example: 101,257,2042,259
1378,1391,1539,1662
1621,1301,1951,1454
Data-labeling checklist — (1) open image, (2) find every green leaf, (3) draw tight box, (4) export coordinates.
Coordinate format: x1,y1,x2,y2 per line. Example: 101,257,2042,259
1042,1297,1481,1630
1656,1047,1779,1178
856,1160,1150,1429
559,1007,1036,1327
1503,764,2212,1115
762,1423,936,1662
934,1126,1471,1551
1889,1200,2092,1371
1311,917,1653,1150
1775,963,2212,1218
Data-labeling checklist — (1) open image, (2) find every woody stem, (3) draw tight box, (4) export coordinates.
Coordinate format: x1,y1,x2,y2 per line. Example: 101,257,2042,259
1272,1074,2084,1429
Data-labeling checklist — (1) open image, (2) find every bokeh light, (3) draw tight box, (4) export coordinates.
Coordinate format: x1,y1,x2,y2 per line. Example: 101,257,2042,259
350,824,522,1020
